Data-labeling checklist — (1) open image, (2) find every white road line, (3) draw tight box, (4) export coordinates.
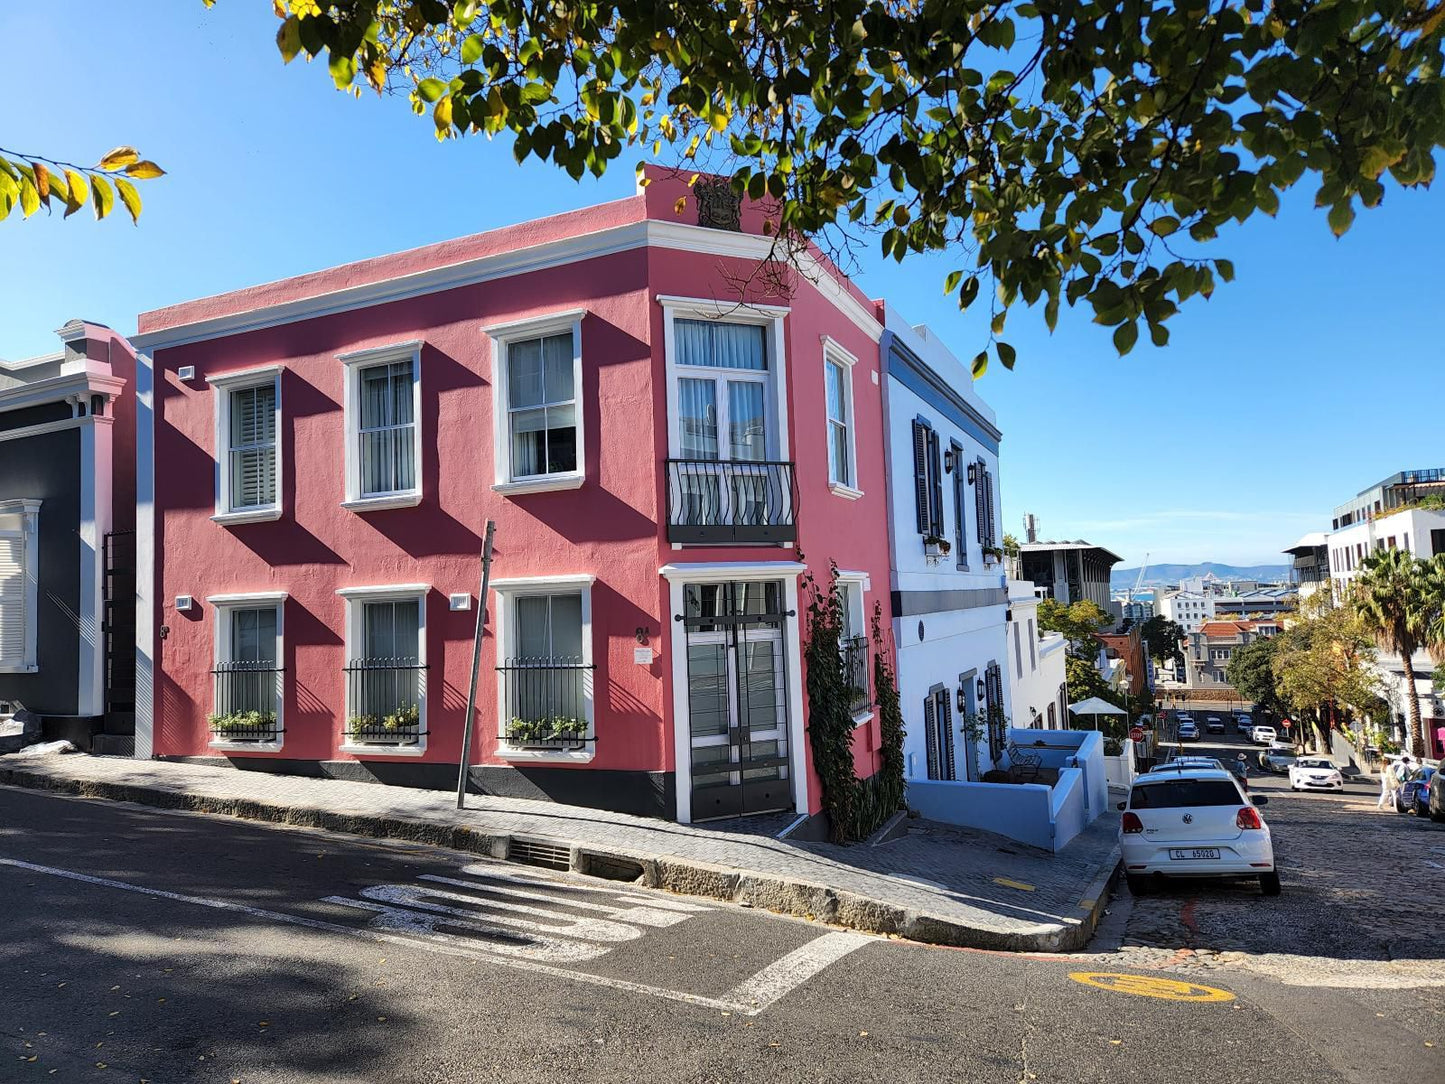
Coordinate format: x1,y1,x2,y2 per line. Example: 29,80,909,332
419,873,699,928
721,932,873,1013
0,855,876,1015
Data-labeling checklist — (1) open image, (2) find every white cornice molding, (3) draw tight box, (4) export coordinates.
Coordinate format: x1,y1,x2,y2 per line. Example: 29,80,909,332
337,340,424,367
655,293,791,320
481,308,588,340
0,370,125,413
336,583,431,599
206,590,290,605
205,363,283,387
659,561,807,582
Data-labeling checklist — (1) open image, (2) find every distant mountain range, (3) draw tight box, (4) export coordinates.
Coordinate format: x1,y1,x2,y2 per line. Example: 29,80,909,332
1110,562,1291,588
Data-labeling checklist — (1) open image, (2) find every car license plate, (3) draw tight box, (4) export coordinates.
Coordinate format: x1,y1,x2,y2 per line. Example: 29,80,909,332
1169,848,1220,860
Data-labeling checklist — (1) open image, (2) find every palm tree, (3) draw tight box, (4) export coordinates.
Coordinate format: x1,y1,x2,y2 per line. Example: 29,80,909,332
1351,549,1430,757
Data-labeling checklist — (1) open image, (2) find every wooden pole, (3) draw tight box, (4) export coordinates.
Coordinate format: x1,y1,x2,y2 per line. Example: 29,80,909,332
456,520,496,810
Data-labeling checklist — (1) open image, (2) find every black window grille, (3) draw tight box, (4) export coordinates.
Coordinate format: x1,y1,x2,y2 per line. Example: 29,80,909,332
343,658,427,744
497,657,594,749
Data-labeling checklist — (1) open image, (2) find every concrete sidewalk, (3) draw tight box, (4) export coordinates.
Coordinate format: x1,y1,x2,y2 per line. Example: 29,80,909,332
0,753,1121,952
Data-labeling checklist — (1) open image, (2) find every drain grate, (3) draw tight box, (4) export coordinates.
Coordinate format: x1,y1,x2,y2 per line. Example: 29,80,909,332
508,837,571,871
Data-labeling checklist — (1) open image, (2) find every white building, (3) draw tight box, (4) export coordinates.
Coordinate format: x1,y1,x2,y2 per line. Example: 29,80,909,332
880,308,1010,785
1006,579,1068,730
1160,590,1216,633
1327,505,1445,598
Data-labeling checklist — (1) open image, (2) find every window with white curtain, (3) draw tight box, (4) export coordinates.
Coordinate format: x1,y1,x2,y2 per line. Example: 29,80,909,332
506,332,577,479
341,342,423,510
0,500,40,673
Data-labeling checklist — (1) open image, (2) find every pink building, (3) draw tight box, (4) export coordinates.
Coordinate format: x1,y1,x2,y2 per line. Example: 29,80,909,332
132,171,893,823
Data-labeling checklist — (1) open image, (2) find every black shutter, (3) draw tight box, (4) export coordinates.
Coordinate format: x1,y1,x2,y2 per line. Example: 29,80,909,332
927,430,944,537
952,442,967,569
986,662,1005,760
940,694,956,781
975,457,988,544
923,695,939,780
912,420,930,535
985,469,997,548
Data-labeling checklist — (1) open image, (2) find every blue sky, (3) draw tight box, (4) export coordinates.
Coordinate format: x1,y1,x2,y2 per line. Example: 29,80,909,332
4,3,1441,568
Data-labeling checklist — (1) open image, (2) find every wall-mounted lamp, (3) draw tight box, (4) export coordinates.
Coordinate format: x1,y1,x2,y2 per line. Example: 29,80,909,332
967,462,979,485
943,449,956,474
976,677,988,702
956,686,968,713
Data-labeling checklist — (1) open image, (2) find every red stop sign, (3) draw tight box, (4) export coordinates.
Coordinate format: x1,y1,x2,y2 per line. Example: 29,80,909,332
1129,727,1144,742
1282,719,1291,729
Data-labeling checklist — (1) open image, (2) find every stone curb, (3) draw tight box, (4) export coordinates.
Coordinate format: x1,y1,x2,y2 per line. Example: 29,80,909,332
0,761,1115,954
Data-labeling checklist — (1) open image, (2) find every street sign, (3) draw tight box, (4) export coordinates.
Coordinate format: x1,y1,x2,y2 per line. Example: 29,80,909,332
1282,719,1291,730
1129,727,1144,742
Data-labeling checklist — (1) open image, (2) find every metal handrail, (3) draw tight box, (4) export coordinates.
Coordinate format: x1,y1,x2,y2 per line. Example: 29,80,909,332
664,458,798,544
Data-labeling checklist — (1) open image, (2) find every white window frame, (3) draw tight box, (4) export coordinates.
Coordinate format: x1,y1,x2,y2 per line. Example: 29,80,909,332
208,366,283,525
484,309,587,495
659,295,791,464
337,584,430,755
206,591,287,751
821,336,862,500
339,341,424,512
0,499,41,674
491,575,595,763
835,570,872,725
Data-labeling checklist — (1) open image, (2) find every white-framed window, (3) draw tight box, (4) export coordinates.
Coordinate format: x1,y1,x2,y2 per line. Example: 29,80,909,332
835,572,872,723
492,575,595,760
337,584,429,752
821,337,861,499
486,310,586,495
209,367,283,524
206,591,286,748
0,499,41,673
340,342,423,511
1027,618,1037,671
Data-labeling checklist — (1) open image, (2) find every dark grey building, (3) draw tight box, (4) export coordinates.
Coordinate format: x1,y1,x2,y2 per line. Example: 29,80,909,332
0,321,136,749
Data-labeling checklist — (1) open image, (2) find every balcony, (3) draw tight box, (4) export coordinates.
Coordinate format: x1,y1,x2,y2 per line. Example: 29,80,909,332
664,459,797,545
208,662,284,744
343,658,426,746
497,657,593,750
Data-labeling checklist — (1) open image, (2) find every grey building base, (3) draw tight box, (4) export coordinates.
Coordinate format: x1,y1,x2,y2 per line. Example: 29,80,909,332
157,755,676,820
0,711,42,754
38,715,104,752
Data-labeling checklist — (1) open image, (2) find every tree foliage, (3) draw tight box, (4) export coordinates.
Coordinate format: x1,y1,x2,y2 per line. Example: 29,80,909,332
269,0,1445,368
1225,631,1281,713
1037,597,1112,655
0,145,164,225
1271,593,1380,749
1140,614,1187,670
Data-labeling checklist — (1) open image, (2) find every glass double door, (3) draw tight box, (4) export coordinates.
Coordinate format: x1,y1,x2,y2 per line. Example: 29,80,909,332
683,580,792,820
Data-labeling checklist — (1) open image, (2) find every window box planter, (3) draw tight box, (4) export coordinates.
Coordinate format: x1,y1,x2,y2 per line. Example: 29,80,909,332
923,535,952,566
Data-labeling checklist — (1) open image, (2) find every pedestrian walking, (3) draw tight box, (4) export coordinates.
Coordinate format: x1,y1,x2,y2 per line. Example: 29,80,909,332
1377,756,1408,811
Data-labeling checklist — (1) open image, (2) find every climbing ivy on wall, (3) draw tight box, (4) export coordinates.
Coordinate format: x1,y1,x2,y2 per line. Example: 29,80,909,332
801,563,906,843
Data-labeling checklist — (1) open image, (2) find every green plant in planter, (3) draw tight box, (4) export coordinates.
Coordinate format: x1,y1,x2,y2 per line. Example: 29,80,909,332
208,710,276,735
380,702,420,731
510,716,587,743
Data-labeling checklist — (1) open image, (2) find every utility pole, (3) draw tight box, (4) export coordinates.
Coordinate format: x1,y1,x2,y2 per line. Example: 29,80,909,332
456,520,497,810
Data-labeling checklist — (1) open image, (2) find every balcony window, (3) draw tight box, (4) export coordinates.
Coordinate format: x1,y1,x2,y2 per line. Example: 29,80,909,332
208,593,285,747
0,500,41,674
487,310,585,495
494,576,594,758
338,586,428,751
209,367,282,524
340,342,423,511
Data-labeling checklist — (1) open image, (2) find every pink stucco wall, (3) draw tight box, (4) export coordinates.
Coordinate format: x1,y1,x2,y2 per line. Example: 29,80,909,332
144,173,894,816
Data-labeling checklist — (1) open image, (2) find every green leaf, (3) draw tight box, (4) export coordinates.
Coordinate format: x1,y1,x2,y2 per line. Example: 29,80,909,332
91,174,114,220
18,174,39,218
1327,201,1354,237
996,342,1016,370
63,169,88,217
970,350,988,379
959,275,980,309
1214,258,1235,283
418,77,447,102
943,269,963,295
123,161,165,179
276,16,302,63
1113,320,1138,356
1148,215,1179,237
115,176,142,224
461,34,485,64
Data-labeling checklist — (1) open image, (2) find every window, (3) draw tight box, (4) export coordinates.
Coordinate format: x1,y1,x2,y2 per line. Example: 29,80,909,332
338,586,428,750
1027,618,1037,670
950,440,968,569
984,661,1006,762
911,417,944,542
822,340,860,498
837,576,870,719
341,342,423,510
0,500,41,673
209,368,282,523
488,310,586,493
923,684,955,780
1014,623,1023,676
1432,529,1445,557
974,457,997,550
208,593,285,746
494,576,595,757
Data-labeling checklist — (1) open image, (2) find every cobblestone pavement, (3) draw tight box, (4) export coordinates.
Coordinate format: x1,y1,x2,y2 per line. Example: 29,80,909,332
1072,762,1445,991
0,753,1119,948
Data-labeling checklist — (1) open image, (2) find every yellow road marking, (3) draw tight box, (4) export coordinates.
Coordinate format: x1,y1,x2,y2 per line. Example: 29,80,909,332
992,877,1035,892
1068,972,1235,1002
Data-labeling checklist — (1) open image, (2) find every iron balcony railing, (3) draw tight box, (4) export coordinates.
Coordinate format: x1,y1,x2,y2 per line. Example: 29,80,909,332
497,656,594,749
842,635,871,716
209,661,284,742
343,658,427,745
664,459,798,544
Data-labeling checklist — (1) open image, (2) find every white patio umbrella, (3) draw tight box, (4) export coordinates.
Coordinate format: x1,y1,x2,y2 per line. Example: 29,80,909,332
1068,696,1126,731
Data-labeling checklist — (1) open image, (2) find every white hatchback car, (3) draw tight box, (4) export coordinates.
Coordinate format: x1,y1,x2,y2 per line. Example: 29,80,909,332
1120,767,1279,896
1250,724,1277,745
1289,756,1344,792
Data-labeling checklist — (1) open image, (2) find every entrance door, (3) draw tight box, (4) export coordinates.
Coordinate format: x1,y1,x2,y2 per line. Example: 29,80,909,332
683,580,792,820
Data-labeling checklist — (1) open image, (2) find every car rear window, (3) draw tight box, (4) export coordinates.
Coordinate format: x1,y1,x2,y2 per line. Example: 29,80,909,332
1130,780,1241,808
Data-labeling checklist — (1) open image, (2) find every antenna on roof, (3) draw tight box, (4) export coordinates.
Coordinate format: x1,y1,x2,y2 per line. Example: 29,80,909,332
1024,513,1037,544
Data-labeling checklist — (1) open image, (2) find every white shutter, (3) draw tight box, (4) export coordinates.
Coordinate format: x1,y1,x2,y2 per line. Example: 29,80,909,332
0,534,25,666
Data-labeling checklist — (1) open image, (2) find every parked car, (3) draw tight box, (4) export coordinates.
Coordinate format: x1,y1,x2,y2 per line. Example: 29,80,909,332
1119,768,1278,896
1205,715,1225,734
1258,743,1298,773
1234,714,1252,733
1250,725,1278,746
1178,720,1200,741
1158,755,1225,771
1428,769,1445,823
1289,756,1345,793
1397,765,1437,815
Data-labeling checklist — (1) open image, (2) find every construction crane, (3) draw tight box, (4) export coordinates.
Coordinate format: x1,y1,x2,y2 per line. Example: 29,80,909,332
1127,552,1150,617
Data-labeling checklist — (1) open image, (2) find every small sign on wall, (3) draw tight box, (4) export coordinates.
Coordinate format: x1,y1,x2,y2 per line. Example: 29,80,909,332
634,647,654,665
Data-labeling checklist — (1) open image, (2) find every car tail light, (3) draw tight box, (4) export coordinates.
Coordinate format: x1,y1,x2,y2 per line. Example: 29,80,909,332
1236,806,1263,830
1122,812,1144,834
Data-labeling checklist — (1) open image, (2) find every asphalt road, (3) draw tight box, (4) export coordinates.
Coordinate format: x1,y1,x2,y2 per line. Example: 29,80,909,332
0,777,1440,1083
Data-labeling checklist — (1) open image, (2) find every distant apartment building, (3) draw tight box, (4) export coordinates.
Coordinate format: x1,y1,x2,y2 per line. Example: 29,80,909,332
1120,599,1155,624
1186,619,1279,689
1282,533,1329,600
1330,467,1445,530
1017,535,1121,612
1160,591,1215,633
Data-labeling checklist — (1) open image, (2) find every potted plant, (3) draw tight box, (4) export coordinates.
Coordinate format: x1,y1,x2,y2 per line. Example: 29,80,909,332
208,709,276,736
923,534,952,562
982,544,1004,565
